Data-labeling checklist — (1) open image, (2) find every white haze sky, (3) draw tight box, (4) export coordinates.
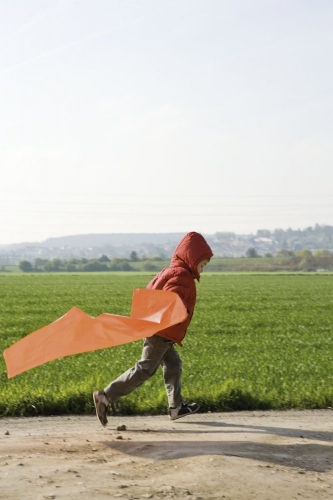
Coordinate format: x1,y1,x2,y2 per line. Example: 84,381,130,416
1,0,332,244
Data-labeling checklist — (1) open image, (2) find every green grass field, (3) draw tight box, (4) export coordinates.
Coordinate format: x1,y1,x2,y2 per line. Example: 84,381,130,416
0,273,332,417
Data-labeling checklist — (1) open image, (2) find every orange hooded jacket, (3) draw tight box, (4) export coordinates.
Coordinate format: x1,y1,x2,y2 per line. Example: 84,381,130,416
146,232,213,345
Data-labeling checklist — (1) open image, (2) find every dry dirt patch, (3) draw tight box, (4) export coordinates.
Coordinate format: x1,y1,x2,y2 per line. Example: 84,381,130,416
1,410,333,499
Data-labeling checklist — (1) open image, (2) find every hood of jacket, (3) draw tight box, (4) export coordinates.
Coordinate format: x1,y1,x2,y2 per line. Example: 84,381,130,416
170,232,213,281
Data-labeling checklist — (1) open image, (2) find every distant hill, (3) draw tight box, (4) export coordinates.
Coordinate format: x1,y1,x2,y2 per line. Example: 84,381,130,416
36,233,186,247
0,225,332,265
0,233,190,265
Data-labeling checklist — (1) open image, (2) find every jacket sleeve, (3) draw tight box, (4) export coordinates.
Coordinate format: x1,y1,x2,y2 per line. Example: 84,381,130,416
147,268,194,315
161,274,192,313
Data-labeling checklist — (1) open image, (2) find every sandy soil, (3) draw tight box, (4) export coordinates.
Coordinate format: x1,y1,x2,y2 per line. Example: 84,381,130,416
1,409,333,499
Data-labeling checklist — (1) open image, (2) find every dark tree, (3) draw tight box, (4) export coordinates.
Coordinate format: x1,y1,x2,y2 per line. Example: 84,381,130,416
246,247,259,258
19,260,33,272
130,251,139,262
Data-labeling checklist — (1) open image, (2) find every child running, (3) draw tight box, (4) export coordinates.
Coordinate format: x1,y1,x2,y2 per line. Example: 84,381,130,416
93,231,213,425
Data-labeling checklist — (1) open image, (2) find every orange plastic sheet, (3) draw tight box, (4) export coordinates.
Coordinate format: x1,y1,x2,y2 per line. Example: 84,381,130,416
3,289,187,379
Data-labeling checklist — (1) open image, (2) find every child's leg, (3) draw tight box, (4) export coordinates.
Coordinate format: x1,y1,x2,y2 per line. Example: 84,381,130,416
104,335,173,403
161,344,183,408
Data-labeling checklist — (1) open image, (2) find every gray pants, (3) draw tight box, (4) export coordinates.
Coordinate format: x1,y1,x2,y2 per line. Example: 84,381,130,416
104,335,183,408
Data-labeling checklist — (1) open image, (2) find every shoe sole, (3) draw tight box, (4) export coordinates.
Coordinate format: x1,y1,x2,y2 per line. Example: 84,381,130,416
93,391,108,427
168,404,200,421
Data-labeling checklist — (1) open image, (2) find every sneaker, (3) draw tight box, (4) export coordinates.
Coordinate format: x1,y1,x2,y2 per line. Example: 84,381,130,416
168,402,200,421
93,391,110,427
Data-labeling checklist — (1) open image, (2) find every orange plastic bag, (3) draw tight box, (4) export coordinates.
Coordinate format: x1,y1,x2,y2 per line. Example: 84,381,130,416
3,289,187,378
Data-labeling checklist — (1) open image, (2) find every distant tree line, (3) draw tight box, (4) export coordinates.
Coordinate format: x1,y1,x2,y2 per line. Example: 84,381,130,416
208,248,333,272
16,248,333,273
18,252,164,273
245,247,332,259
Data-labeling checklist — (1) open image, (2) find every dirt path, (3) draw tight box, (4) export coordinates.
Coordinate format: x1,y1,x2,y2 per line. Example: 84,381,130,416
1,409,333,499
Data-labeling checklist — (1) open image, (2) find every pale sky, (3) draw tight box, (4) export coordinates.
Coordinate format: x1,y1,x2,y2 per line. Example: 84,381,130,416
1,0,332,245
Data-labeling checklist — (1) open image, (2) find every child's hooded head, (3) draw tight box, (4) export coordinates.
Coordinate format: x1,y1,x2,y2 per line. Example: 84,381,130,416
171,232,213,280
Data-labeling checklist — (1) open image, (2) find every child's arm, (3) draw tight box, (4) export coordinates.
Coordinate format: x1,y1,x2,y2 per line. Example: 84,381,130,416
147,268,194,315
161,276,192,314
